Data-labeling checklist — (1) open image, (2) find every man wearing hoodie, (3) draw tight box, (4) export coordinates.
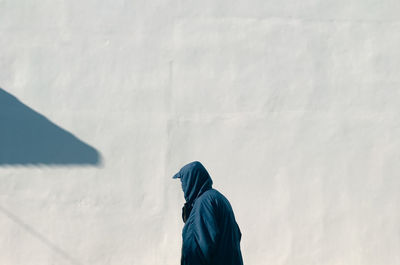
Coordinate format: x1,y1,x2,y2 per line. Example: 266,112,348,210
173,161,244,265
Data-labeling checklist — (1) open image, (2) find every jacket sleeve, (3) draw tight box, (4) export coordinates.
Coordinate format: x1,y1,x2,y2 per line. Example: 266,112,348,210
181,198,220,265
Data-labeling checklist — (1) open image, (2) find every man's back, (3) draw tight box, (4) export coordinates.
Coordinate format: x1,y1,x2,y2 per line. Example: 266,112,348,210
182,188,243,265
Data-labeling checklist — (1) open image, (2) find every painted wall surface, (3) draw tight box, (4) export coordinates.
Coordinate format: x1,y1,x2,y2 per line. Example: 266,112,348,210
1,1,400,265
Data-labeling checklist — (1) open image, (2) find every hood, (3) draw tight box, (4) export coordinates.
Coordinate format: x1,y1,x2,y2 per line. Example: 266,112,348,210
173,161,213,205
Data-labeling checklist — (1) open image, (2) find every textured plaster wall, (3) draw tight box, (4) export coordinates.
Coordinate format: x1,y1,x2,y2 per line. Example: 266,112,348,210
1,1,400,265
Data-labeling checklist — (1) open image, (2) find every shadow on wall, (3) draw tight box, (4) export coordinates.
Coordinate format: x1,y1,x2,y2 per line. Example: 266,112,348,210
0,88,101,165
0,205,84,265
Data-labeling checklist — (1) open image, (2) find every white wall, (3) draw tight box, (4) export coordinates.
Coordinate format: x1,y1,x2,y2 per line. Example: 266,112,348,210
1,1,400,264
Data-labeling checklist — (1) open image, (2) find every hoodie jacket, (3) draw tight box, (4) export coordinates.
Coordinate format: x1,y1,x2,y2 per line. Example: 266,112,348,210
174,161,244,265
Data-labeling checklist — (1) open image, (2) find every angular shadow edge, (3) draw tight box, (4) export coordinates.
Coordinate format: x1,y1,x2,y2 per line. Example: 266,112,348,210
0,88,102,166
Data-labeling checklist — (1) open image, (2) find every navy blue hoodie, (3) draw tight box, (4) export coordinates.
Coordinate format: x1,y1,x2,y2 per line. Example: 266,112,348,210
173,161,244,265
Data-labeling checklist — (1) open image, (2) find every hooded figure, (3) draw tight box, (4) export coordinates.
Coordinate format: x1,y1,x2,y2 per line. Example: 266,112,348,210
173,161,244,265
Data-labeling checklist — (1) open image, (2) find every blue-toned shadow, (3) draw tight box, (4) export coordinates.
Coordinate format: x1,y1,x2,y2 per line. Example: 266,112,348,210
0,88,101,165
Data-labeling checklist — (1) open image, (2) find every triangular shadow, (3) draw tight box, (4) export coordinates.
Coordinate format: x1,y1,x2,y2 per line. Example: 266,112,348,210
0,88,101,166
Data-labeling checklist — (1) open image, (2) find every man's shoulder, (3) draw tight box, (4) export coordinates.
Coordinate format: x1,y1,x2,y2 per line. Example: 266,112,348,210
197,189,228,205
195,189,235,218
200,188,220,198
